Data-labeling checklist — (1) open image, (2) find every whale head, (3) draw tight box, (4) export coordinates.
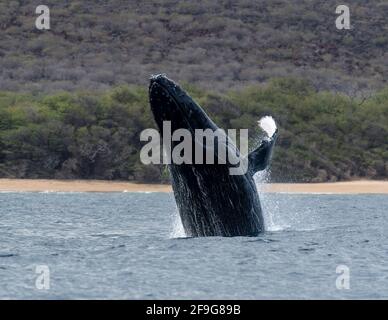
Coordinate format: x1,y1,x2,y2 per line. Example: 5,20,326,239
149,74,217,135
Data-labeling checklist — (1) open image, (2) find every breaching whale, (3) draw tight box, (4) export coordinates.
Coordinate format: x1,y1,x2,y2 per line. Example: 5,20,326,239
149,74,278,237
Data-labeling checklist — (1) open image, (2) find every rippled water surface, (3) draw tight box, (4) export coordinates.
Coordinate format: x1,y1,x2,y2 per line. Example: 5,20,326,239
0,192,387,299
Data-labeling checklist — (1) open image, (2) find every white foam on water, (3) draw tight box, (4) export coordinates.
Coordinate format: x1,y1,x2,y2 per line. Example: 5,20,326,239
258,116,277,138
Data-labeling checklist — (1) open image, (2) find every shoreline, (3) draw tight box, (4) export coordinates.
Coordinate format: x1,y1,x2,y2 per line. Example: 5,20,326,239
0,179,387,194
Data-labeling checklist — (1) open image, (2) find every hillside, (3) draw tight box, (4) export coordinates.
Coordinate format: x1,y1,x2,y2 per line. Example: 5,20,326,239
0,0,387,93
0,0,387,182
1,80,387,182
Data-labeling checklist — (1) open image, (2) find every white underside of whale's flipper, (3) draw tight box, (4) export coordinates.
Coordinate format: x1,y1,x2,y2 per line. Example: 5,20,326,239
258,116,277,139
247,116,278,174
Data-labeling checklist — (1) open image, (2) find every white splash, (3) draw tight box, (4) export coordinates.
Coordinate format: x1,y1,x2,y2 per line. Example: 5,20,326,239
170,206,186,238
258,116,277,138
254,169,289,232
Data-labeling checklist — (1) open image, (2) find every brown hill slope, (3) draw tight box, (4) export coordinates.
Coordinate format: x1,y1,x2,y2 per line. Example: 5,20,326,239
0,0,387,93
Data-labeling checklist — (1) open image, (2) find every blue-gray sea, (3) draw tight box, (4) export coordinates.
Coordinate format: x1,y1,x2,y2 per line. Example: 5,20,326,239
0,191,387,299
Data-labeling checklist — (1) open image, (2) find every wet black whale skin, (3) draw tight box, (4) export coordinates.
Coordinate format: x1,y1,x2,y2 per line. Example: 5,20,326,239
149,74,278,237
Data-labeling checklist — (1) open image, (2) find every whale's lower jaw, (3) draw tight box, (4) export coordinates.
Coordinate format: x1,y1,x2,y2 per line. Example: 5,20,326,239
169,164,264,237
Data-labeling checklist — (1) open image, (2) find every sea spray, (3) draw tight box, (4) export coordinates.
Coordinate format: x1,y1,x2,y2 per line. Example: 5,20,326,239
256,116,289,231
170,205,186,238
254,170,289,231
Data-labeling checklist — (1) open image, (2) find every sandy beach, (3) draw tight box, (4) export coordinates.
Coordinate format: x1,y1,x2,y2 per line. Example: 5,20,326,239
0,179,387,194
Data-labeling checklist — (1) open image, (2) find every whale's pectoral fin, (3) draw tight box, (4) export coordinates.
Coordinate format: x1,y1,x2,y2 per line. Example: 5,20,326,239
248,129,278,174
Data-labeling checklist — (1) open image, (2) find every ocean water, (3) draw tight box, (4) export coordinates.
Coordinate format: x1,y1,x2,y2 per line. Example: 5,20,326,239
0,191,387,299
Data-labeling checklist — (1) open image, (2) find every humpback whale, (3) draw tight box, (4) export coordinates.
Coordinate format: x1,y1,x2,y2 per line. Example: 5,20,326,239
149,74,278,237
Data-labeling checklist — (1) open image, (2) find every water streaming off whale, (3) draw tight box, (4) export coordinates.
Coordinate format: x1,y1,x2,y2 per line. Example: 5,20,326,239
171,168,286,236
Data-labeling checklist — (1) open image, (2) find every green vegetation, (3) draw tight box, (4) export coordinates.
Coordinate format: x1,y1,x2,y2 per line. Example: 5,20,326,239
0,0,387,93
0,0,387,182
0,79,387,182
